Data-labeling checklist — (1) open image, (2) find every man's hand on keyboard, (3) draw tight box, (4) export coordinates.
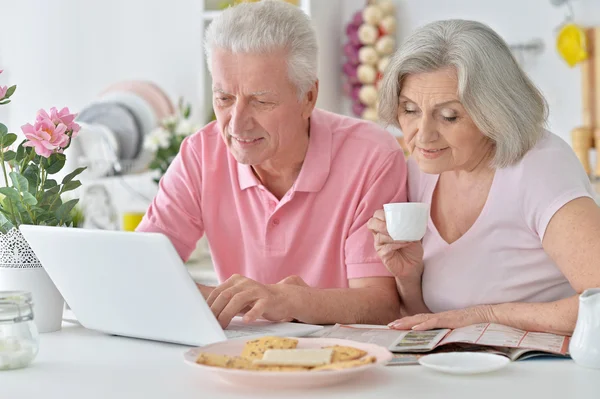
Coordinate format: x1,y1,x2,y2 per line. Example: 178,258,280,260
206,274,307,329
196,283,215,299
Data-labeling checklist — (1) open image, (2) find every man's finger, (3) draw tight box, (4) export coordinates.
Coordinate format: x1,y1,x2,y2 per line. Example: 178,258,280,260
242,299,268,323
207,279,235,307
210,286,243,322
207,274,248,306
216,289,261,329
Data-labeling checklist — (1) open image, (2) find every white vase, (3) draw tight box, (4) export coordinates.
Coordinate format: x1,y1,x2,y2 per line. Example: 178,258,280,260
569,288,600,369
0,228,64,333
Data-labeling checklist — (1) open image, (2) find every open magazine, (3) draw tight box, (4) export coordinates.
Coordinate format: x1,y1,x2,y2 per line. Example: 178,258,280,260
317,323,570,365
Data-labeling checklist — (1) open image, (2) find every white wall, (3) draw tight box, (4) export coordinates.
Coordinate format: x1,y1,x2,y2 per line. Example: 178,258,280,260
0,0,205,130
341,0,600,145
1,0,599,146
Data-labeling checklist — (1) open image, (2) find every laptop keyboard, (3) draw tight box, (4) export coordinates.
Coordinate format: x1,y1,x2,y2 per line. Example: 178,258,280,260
224,326,278,339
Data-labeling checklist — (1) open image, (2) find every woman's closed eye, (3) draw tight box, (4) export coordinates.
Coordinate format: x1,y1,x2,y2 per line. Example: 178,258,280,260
402,105,419,115
442,115,458,122
440,109,459,123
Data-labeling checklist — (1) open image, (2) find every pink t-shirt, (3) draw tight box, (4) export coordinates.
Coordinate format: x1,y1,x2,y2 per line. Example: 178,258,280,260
137,108,407,288
408,131,594,312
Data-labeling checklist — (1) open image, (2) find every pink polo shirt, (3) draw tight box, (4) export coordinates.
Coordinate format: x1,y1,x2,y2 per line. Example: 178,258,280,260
137,109,407,288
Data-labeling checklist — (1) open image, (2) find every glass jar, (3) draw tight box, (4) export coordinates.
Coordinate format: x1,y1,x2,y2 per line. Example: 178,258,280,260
0,291,39,370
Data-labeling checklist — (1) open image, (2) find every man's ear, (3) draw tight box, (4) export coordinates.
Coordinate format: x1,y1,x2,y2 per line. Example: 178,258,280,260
301,80,319,119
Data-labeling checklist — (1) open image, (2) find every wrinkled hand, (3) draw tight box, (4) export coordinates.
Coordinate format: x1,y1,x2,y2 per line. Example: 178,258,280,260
388,305,494,331
367,209,424,279
206,274,295,328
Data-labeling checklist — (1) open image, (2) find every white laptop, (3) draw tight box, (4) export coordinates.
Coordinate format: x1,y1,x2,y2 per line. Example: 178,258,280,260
19,225,323,346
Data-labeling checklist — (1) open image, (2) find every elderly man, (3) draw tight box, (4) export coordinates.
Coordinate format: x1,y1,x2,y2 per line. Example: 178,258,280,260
137,0,407,328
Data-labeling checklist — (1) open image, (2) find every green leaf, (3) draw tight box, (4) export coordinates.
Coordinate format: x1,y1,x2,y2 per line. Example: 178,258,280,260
43,218,59,227
55,199,78,223
3,150,15,162
0,212,14,234
0,133,17,149
149,160,161,169
61,167,86,184
43,179,57,189
22,192,37,206
15,143,25,162
2,196,14,209
22,164,39,194
9,171,28,193
0,187,20,202
41,186,60,205
61,180,81,192
50,196,62,212
5,85,16,99
0,100,10,105
0,123,7,136
14,202,32,224
1,196,18,224
43,153,66,174
32,207,54,224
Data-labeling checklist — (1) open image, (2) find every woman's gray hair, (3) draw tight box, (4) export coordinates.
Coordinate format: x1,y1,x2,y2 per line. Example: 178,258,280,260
379,19,548,168
204,0,318,99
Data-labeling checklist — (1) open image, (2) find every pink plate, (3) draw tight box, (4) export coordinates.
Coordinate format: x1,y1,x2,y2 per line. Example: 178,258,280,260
183,337,393,389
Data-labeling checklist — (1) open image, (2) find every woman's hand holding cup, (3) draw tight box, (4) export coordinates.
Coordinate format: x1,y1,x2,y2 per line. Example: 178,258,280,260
367,203,429,279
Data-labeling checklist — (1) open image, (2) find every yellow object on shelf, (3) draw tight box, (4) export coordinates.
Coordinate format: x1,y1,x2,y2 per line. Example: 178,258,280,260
556,23,589,67
122,212,145,232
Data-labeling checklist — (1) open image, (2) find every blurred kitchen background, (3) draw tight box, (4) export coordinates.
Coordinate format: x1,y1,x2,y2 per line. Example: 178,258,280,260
1,0,599,282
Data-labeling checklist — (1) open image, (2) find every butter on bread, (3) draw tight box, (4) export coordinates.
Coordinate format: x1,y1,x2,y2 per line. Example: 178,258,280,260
252,348,334,367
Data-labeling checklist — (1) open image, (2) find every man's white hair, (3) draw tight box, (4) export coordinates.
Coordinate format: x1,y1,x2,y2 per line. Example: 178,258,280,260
379,19,548,168
204,0,318,99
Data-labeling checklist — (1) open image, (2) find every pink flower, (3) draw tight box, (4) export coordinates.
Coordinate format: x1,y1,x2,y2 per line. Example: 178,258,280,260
0,69,3,74
0,86,7,100
37,107,80,137
21,115,70,158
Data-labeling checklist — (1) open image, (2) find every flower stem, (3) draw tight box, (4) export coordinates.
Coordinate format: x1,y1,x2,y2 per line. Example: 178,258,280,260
39,162,46,199
20,149,34,174
23,201,35,224
0,149,17,226
49,186,63,210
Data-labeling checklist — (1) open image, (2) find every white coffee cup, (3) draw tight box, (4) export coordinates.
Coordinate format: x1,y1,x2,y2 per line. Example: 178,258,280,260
383,202,430,241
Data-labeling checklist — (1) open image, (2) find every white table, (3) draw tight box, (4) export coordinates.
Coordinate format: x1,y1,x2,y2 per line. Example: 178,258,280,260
1,323,598,399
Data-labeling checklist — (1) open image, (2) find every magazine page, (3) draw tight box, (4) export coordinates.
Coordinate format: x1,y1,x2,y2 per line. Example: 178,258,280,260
438,323,570,355
388,329,451,352
317,324,407,348
318,324,450,352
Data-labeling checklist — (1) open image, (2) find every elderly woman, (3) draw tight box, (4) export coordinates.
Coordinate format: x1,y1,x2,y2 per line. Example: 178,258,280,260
368,19,600,335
